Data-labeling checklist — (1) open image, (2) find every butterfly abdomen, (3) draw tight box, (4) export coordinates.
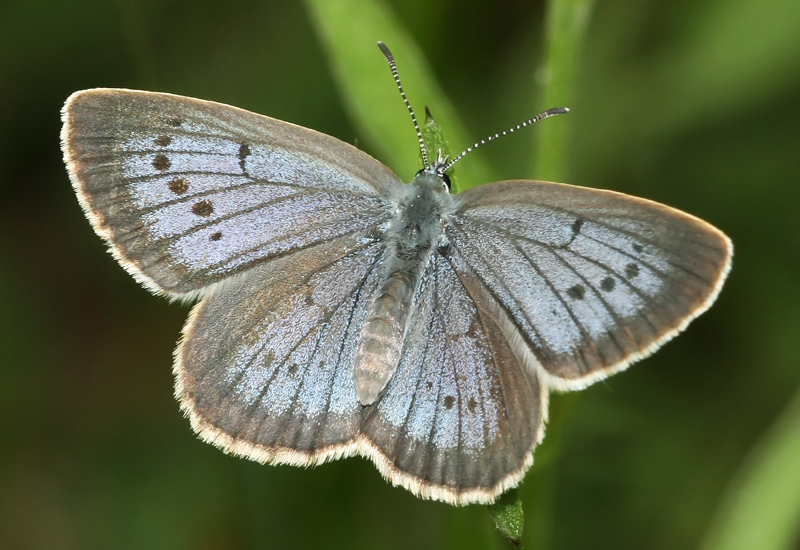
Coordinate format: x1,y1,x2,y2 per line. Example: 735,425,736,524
353,175,452,405
353,270,417,405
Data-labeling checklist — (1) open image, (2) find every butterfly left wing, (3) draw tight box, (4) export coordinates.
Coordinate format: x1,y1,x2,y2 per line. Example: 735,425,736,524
361,252,547,505
61,89,398,298
176,233,384,463
447,180,732,391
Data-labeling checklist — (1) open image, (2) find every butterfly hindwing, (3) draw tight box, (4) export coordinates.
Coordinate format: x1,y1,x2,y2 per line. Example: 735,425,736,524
361,252,547,504
176,234,384,463
61,88,400,297
448,180,732,390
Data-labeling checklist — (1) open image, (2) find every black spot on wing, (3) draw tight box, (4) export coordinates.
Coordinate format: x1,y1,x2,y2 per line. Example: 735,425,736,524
567,284,586,300
568,217,584,245
152,154,170,171
168,177,189,195
192,200,214,217
239,143,251,173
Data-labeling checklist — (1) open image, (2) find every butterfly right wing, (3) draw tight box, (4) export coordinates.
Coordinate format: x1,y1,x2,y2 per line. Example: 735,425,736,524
447,180,732,391
176,234,385,463
61,89,399,298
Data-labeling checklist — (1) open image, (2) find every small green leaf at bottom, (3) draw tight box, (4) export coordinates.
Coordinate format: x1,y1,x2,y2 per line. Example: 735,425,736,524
488,488,524,547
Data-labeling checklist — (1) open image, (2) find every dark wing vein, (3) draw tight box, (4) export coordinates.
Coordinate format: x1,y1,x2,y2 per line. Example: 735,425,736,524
447,223,549,356
442,251,514,430
470,210,720,278
548,247,641,350
307,256,378,447
511,241,607,374
193,241,378,395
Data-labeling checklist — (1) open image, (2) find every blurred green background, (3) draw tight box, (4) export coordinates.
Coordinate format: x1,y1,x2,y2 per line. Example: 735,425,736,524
1,0,799,548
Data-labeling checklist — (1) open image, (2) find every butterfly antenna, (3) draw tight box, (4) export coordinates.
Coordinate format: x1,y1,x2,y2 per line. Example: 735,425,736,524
378,41,429,168
442,107,570,172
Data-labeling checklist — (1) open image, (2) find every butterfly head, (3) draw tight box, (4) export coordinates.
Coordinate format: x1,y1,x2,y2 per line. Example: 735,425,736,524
416,150,452,193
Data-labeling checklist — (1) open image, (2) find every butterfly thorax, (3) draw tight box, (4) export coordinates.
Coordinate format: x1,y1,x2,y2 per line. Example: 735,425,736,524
353,172,453,405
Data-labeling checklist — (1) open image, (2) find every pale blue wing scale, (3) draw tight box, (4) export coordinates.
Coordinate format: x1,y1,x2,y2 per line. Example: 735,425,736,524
61,89,400,296
361,252,546,503
448,180,732,389
176,235,385,460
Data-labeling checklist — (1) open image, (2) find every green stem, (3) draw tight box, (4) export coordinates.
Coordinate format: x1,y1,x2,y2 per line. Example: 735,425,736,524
534,0,595,182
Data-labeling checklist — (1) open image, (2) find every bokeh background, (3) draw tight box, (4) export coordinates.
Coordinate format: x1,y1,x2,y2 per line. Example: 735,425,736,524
2,0,799,548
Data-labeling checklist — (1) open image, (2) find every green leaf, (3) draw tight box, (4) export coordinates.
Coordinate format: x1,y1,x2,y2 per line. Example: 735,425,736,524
302,0,493,187
488,488,525,547
421,107,462,193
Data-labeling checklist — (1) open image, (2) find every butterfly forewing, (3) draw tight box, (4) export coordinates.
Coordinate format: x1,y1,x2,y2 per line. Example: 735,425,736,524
448,180,732,390
177,234,384,461
61,89,400,297
361,253,547,504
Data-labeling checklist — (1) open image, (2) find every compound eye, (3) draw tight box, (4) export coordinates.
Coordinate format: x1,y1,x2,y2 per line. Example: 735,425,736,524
441,173,452,192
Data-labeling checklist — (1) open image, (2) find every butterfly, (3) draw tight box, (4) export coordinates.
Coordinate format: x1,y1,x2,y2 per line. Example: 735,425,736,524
60,42,732,505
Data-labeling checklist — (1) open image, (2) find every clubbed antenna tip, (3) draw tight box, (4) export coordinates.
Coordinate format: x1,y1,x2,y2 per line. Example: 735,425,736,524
377,41,570,175
378,41,429,168
443,107,570,172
